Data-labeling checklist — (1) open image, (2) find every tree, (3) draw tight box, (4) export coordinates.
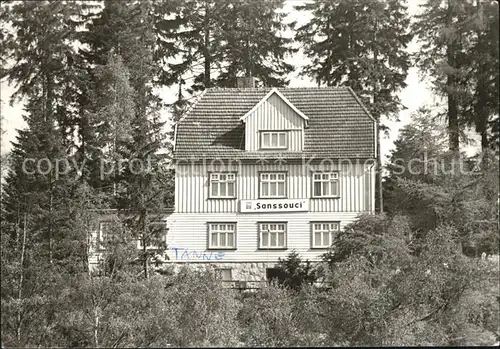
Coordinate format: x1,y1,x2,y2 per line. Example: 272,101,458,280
155,0,227,91
81,53,135,195
383,108,448,231
295,0,412,213
157,0,294,102
319,214,496,345
214,0,295,87
466,0,499,152
82,0,171,277
0,98,81,346
413,0,478,152
295,0,412,118
384,109,499,255
1,0,92,145
275,250,318,291
238,284,302,347
162,267,241,347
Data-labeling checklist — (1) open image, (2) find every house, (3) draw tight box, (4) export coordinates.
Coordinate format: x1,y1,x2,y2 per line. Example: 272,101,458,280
167,78,377,286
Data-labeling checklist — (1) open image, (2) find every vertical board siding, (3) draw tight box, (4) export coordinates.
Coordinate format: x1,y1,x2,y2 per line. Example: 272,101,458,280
175,162,374,214
245,93,304,151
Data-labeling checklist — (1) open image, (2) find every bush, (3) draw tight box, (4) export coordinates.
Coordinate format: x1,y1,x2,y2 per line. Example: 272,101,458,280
275,250,318,291
238,284,302,347
161,266,241,347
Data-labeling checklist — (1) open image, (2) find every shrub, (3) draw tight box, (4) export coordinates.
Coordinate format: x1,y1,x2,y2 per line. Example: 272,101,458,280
275,250,318,291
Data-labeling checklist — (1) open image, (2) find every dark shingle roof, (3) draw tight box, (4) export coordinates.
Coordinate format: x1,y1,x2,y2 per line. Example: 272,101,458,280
174,87,375,160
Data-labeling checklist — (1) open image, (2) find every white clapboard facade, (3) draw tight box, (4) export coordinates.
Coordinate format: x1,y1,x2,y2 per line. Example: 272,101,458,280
168,82,377,284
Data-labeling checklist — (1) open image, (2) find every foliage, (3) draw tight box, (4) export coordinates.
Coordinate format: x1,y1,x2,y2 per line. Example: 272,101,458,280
157,0,294,109
384,112,499,255
238,284,303,347
160,267,242,347
295,0,412,121
0,2,498,347
275,250,318,291
319,215,498,346
413,0,499,151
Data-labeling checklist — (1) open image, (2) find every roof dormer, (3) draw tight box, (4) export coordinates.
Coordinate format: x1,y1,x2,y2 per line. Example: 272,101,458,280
240,88,308,152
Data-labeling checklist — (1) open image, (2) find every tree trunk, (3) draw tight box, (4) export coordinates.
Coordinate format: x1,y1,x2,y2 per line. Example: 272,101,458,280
94,307,99,348
16,213,27,343
48,172,54,264
446,0,460,152
372,12,383,213
142,214,149,279
203,1,211,88
475,1,490,152
376,120,383,213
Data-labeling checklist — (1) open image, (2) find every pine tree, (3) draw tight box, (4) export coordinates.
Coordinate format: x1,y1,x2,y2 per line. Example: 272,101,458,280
155,0,227,91
0,99,76,346
82,0,170,277
214,0,295,87
157,0,294,97
295,0,412,213
0,3,97,344
295,0,411,119
1,0,92,146
82,53,135,196
412,0,476,152
466,1,499,152
384,110,499,255
383,108,448,231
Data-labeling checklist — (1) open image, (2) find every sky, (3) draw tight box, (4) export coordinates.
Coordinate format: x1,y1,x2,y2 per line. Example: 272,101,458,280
0,0,479,163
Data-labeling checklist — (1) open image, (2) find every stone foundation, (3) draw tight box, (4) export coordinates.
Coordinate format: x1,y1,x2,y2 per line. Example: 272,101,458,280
158,262,280,289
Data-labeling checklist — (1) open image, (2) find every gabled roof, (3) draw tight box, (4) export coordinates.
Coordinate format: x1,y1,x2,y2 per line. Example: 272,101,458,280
240,88,309,122
174,87,376,160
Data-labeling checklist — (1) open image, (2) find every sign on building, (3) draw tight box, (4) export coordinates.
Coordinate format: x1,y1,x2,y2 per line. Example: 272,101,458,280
239,199,309,213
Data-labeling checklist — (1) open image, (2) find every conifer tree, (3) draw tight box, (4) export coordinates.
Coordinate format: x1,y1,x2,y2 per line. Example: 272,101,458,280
82,53,135,196
295,0,412,213
0,3,98,344
215,0,295,87
1,0,92,146
157,0,294,99
295,0,411,119
81,0,170,277
466,0,499,152
413,0,476,152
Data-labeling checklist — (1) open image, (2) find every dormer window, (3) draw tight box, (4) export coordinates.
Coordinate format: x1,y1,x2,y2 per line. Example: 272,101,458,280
260,131,287,150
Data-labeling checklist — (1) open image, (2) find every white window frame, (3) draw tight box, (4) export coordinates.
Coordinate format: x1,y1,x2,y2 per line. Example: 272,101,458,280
259,222,287,249
209,172,236,198
312,172,339,197
208,223,237,249
260,131,288,150
260,172,287,198
137,221,167,250
311,222,340,248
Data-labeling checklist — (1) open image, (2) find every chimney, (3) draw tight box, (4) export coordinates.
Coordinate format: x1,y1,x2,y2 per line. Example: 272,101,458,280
236,76,256,88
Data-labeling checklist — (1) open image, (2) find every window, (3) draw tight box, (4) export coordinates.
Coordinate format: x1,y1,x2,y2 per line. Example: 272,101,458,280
98,221,112,250
209,173,236,198
260,172,286,198
216,268,233,282
261,131,287,149
266,268,287,284
311,222,340,248
312,172,339,197
137,221,167,250
259,223,287,249
208,223,236,249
